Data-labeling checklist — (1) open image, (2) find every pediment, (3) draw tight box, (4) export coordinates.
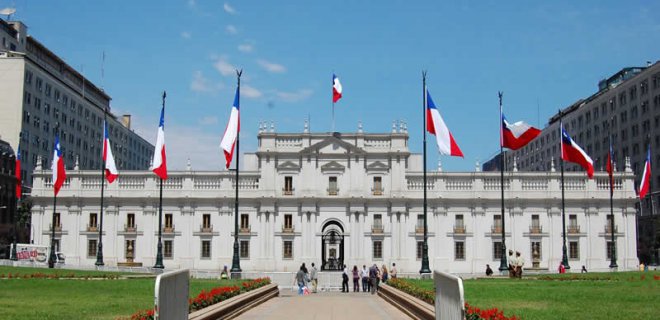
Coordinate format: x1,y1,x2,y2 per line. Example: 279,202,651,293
276,160,301,172
300,136,366,156
321,161,345,173
366,161,390,172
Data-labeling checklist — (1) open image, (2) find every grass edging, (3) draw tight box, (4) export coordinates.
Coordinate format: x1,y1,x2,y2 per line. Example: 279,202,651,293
378,284,435,320
188,283,279,320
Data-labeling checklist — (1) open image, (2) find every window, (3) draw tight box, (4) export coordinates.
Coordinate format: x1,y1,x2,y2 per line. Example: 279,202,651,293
455,214,464,231
284,176,293,194
493,241,503,260
202,214,211,229
125,240,135,259
201,240,211,258
373,176,382,194
240,214,249,230
283,240,293,259
454,241,465,260
416,241,423,260
606,241,615,260
240,240,249,258
164,240,173,258
373,240,383,259
126,213,135,230
569,214,578,232
531,214,540,232
87,239,97,257
284,214,293,230
164,213,173,230
569,241,579,260
54,212,61,229
328,176,338,194
374,214,383,230
493,214,502,232
416,214,424,230
89,213,98,229
531,241,541,261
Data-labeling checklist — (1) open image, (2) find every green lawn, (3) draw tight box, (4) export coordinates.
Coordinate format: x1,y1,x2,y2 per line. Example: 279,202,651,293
401,271,660,320
0,266,245,320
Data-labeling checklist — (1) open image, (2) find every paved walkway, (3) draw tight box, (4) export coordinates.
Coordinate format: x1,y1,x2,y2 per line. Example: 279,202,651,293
237,290,411,320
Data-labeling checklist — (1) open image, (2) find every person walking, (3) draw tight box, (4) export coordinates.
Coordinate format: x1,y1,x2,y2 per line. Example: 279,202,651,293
369,264,378,294
341,264,349,293
310,262,319,293
381,264,389,283
390,263,398,279
361,265,369,292
295,265,306,295
375,265,381,292
515,251,525,278
352,265,360,292
508,250,515,278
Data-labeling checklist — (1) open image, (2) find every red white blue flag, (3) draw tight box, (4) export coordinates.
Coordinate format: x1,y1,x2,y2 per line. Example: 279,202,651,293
426,90,463,157
639,145,652,199
15,144,21,200
332,74,342,103
103,120,119,183
51,135,66,196
560,124,593,178
152,105,167,180
501,114,541,150
221,87,240,169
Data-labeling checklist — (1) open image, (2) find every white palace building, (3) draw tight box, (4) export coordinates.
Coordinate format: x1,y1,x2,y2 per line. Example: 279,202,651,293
29,125,639,274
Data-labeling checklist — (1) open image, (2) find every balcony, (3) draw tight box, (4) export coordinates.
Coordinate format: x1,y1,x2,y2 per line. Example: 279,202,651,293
327,188,339,196
529,225,543,234
491,225,503,234
200,224,213,233
282,225,295,233
163,225,175,233
282,188,294,196
372,187,383,196
415,225,424,234
50,224,63,232
239,225,251,234
124,224,137,233
86,224,98,232
453,224,466,234
604,225,618,233
372,223,384,234
567,225,580,234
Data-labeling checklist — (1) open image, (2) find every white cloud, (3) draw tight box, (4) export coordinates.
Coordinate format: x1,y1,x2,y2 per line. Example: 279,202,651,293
238,43,253,53
257,59,286,73
242,85,263,99
199,116,219,126
226,25,238,35
223,2,237,15
275,89,313,102
213,57,236,77
190,71,223,93
181,31,191,39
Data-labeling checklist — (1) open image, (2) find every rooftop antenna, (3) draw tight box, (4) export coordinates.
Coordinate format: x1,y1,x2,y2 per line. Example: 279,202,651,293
101,51,105,91
0,7,16,20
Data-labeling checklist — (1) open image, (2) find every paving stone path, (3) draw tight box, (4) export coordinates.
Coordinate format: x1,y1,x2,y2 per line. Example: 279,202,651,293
238,290,411,320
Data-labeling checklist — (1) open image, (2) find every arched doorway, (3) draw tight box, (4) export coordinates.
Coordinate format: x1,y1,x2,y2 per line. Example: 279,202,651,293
321,220,344,271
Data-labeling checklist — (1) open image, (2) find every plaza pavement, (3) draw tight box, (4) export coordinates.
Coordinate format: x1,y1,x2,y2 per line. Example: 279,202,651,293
237,289,411,319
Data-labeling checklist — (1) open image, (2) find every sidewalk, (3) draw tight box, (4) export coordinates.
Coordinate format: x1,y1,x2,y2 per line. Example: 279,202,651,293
237,290,411,320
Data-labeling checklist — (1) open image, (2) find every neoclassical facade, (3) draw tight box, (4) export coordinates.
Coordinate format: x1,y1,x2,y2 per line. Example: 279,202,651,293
29,128,639,273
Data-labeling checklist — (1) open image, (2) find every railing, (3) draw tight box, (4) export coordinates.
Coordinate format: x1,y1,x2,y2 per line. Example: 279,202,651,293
200,224,213,233
163,226,175,233
124,224,137,232
529,225,542,234
491,225,502,233
567,225,580,233
282,188,294,196
327,188,339,196
453,224,466,234
239,226,251,234
372,224,384,234
282,225,294,233
372,187,383,195
605,225,618,233
415,225,424,234
86,224,98,232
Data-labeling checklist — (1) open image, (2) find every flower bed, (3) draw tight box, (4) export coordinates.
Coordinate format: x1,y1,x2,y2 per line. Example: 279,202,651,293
387,278,518,320
0,272,121,280
127,277,271,320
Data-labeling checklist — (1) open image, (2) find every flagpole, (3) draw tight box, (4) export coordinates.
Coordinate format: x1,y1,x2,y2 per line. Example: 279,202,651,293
498,92,508,272
332,102,335,132
231,69,243,278
95,108,108,266
420,70,431,275
48,126,60,269
559,111,570,269
10,138,21,261
608,121,617,269
153,92,166,269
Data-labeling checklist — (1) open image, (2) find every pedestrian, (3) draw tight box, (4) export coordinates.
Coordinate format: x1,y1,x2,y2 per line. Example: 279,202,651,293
341,264,349,293
558,262,566,274
485,264,493,276
381,264,389,283
220,265,229,280
301,262,308,274
507,249,515,278
352,265,360,292
391,263,397,279
361,265,369,292
375,265,381,291
581,265,588,273
515,251,524,278
310,262,319,293
295,265,306,295
369,264,378,294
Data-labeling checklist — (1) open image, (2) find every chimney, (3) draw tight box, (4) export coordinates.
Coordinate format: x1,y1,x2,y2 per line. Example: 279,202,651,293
122,114,131,129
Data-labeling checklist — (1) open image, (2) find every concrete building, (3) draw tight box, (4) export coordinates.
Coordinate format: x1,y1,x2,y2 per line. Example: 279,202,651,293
0,18,154,191
0,138,18,258
28,126,639,274
486,62,660,264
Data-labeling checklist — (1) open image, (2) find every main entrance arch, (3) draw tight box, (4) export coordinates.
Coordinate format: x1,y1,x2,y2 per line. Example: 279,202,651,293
321,220,344,271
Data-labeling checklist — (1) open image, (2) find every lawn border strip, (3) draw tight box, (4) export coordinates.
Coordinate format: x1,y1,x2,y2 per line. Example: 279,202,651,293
378,284,435,320
188,283,279,320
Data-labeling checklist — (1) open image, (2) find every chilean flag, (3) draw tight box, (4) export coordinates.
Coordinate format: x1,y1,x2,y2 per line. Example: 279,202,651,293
606,138,615,196
220,86,240,169
501,114,541,150
426,90,463,157
560,124,594,178
639,145,652,199
51,135,66,196
332,74,342,103
103,120,119,183
152,105,167,180
15,144,21,200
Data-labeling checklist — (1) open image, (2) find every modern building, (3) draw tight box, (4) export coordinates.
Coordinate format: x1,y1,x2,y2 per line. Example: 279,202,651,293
486,62,660,264
0,18,154,192
28,125,639,273
0,138,18,258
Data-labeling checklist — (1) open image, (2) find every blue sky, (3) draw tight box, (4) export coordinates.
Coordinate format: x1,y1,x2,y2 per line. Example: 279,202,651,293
4,0,660,171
